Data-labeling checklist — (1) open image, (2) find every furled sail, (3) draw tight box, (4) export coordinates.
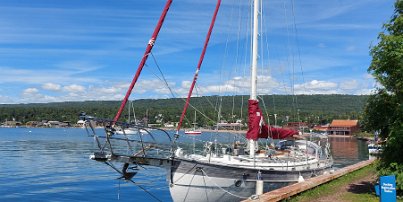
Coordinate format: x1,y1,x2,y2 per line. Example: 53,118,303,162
246,99,298,140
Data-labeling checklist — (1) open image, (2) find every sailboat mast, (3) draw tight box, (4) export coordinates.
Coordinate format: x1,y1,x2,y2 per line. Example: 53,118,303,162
251,0,259,101
175,0,222,134
113,0,173,123
249,0,260,158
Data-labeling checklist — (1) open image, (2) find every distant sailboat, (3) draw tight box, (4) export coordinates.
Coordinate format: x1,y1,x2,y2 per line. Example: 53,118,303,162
184,111,202,135
115,101,143,135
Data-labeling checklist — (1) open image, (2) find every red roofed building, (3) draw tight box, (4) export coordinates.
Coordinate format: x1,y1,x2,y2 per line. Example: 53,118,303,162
328,120,359,135
313,124,330,132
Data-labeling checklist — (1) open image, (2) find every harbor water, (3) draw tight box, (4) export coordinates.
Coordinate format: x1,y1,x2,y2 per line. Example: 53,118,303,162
0,128,369,201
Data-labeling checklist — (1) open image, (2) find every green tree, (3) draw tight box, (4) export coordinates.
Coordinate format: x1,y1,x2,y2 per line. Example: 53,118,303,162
363,0,403,193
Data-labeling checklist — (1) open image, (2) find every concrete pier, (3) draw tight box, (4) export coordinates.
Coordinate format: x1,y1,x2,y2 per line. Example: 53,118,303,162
243,159,376,202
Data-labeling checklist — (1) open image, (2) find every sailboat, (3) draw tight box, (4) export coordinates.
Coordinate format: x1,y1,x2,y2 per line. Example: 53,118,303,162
184,111,202,135
82,0,333,201
115,101,146,135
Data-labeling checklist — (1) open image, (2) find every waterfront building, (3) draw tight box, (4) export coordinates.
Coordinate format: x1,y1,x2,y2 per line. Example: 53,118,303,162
328,120,359,135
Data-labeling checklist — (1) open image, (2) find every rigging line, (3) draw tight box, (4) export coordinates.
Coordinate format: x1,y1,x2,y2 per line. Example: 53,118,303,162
264,14,280,120
182,101,220,128
290,0,305,106
192,84,212,128
144,63,163,83
231,96,235,123
229,0,244,123
122,131,135,155
261,1,277,116
113,0,173,123
258,95,269,122
201,170,210,202
214,2,239,135
282,0,297,121
200,169,248,199
239,2,251,121
235,0,243,66
182,171,197,202
257,0,272,124
176,0,222,134
150,52,176,98
142,61,192,125
283,0,295,95
259,0,265,97
172,163,199,184
104,162,162,202
216,0,235,125
200,87,219,113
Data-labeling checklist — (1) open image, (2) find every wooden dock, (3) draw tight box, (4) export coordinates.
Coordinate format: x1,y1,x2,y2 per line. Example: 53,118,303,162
243,159,376,202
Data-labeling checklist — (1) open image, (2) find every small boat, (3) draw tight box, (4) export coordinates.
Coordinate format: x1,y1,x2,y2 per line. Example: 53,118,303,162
368,131,382,155
184,130,202,135
184,111,202,135
115,128,141,135
368,143,382,155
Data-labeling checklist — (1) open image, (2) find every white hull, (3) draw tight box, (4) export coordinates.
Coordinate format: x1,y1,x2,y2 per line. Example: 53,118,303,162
167,156,332,202
115,128,147,135
169,174,255,202
184,130,202,135
368,143,382,155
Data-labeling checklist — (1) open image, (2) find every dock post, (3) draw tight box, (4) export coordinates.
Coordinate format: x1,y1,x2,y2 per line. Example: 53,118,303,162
256,171,263,195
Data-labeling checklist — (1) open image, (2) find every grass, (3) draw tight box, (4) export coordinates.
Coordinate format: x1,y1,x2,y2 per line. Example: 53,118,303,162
287,163,403,202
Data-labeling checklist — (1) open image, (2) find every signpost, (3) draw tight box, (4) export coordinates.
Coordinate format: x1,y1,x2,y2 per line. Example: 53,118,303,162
375,175,397,202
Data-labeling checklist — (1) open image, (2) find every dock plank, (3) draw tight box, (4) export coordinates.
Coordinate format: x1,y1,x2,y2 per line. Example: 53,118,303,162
243,159,376,202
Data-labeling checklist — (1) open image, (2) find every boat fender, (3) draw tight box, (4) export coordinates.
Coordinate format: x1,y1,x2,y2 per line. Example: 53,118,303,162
298,175,305,182
175,148,183,157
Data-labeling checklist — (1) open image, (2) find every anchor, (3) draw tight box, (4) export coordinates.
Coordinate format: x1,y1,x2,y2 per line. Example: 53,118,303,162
118,163,138,181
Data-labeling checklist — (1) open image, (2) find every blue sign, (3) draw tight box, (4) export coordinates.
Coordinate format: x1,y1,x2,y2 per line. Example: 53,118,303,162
379,175,396,202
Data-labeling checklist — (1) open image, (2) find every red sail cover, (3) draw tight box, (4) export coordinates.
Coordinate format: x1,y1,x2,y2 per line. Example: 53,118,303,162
246,99,298,140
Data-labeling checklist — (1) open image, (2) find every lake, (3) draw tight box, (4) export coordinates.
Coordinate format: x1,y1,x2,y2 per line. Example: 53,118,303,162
0,128,369,201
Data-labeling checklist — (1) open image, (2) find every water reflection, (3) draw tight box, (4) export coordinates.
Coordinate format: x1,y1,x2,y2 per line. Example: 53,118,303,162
0,128,370,201
329,136,369,168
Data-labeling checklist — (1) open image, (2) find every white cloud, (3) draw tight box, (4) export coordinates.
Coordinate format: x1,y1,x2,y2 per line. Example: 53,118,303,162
354,88,375,95
298,80,337,89
340,80,358,90
63,84,85,92
364,73,374,79
23,88,39,95
0,95,13,104
0,66,100,85
20,87,58,103
293,80,338,94
96,86,121,94
42,83,61,91
0,0,389,104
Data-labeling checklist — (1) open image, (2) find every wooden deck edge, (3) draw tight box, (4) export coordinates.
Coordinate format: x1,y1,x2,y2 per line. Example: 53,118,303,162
242,159,376,202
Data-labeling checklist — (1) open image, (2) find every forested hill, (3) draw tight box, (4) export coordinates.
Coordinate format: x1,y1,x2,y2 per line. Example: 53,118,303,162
0,94,368,126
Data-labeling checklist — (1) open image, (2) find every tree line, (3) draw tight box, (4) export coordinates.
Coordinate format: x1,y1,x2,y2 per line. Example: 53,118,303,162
0,94,368,127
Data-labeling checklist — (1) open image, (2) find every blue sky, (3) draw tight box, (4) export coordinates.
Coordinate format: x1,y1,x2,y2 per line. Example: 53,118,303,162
0,0,396,104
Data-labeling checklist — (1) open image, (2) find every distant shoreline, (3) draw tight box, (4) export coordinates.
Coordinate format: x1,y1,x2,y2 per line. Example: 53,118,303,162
0,126,362,139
